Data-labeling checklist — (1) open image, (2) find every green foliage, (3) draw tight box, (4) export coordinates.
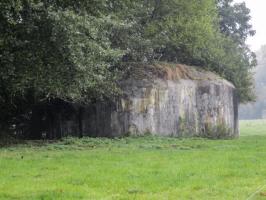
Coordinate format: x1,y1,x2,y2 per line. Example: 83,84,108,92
217,0,255,44
111,0,221,65
109,0,256,102
209,37,256,102
203,122,234,139
216,0,256,102
0,0,257,136
0,0,123,126
0,0,123,101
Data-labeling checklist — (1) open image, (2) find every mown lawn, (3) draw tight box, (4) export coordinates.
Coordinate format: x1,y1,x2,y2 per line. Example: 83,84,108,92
1,121,266,200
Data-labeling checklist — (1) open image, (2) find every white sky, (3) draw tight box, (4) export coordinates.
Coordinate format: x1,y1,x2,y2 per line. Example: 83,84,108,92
234,0,266,51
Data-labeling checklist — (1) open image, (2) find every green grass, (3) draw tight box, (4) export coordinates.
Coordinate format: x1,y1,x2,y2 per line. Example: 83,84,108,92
1,121,266,199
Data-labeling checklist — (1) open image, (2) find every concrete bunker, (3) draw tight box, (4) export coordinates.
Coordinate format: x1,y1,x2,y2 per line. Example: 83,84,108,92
29,63,239,139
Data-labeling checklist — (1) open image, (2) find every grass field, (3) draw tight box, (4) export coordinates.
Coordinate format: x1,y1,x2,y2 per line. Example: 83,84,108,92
1,120,266,200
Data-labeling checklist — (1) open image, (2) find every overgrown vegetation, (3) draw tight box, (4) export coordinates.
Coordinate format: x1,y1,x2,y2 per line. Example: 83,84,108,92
203,122,234,139
0,0,256,138
1,121,266,199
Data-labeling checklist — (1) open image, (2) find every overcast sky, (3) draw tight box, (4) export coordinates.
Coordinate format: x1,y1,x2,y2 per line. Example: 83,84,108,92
234,0,266,51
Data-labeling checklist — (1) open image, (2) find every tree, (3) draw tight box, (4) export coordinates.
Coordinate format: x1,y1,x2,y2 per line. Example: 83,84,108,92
110,0,256,102
217,0,255,45
0,0,257,138
0,0,123,133
109,0,222,65
216,0,256,102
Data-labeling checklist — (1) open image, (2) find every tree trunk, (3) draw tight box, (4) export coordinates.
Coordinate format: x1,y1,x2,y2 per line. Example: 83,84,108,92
78,106,84,138
29,106,42,139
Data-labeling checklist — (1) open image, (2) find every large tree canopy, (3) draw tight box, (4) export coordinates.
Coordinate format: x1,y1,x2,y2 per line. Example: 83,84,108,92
109,0,256,102
217,0,255,44
0,0,123,128
0,0,256,135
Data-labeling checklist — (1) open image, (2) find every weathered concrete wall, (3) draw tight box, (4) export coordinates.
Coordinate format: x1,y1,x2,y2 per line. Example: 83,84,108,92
61,63,238,139
112,80,238,138
44,64,238,139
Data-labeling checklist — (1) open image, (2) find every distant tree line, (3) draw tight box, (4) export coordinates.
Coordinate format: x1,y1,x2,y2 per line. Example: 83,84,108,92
0,0,256,138
239,45,266,119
